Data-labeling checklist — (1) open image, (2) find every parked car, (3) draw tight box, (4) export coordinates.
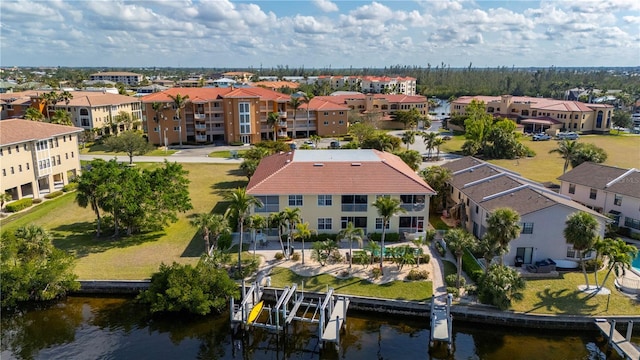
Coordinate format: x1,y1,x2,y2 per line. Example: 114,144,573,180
329,141,340,149
556,132,579,140
302,140,316,148
532,133,551,141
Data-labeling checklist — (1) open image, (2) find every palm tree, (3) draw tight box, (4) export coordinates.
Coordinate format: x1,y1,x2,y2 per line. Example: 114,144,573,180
338,222,365,269
190,213,230,255
41,91,58,121
444,228,476,287
289,97,302,139
401,131,416,150
224,187,263,274
248,214,267,256
303,92,314,138
477,235,499,272
372,196,406,271
51,109,72,126
549,140,580,174
282,207,301,260
310,134,322,148
295,222,316,264
24,107,44,121
0,192,13,211
151,102,163,124
599,238,638,290
478,264,526,310
419,165,452,211
14,224,52,262
564,211,599,289
485,208,521,265
432,137,445,160
168,93,190,146
422,132,438,160
59,90,73,106
266,112,280,140
269,211,288,256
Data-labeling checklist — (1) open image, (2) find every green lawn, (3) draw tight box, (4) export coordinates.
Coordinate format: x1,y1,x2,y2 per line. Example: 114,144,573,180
268,267,433,301
2,163,247,280
79,143,177,156
513,270,639,315
208,150,249,158
442,260,457,278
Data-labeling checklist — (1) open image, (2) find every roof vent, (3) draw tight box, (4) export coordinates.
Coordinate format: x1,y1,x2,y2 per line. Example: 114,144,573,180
351,163,361,166
285,159,290,163
313,163,324,167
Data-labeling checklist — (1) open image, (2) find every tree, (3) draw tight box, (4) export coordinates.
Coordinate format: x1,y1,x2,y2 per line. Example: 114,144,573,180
477,235,500,272
361,134,400,152
247,214,267,255
338,222,365,270
190,213,230,255
419,166,452,211
24,107,44,121
1,192,12,211
348,122,376,144
104,130,153,164
303,92,315,137
224,187,262,274
269,212,287,255
75,159,119,237
289,96,302,138
240,160,259,180
392,109,418,129
151,102,163,125
549,140,580,174
612,110,632,134
372,196,406,271
570,143,607,169
564,211,600,289
41,91,59,121
50,109,72,126
444,228,476,288
393,150,422,171
478,264,526,310
137,259,239,315
282,207,301,260
1,226,79,308
422,132,438,160
310,134,322,148
168,93,190,146
59,90,73,106
432,137,445,160
401,130,416,150
114,111,133,132
599,238,638,290
266,112,280,140
295,222,316,264
485,208,521,265
463,100,493,150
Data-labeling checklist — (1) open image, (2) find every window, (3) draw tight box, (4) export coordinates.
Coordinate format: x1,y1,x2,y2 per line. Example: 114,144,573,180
1,169,5,176
7,147,11,154
341,195,368,211
288,195,303,206
26,163,29,170
56,155,61,165
400,194,425,211
589,188,597,200
15,145,19,153
624,217,640,230
475,205,479,214
399,216,425,231
317,195,332,206
568,184,575,194
521,223,534,234
10,167,14,174
65,153,69,160
614,194,622,206
324,121,329,126
18,165,22,172
0,148,2,156
71,152,74,158
375,218,389,230
254,195,279,213
341,216,367,229
173,126,180,131
318,218,332,230
239,102,251,134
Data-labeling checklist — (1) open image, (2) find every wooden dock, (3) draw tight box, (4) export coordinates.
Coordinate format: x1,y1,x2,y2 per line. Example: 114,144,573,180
429,294,453,353
321,297,350,345
595,319,640,360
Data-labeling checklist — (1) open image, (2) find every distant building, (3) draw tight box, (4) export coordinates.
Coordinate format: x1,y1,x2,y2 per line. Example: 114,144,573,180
89,72,143,86
0,119,82,201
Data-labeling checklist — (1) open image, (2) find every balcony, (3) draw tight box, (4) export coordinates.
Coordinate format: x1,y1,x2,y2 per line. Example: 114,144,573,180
401,203,426,212
279,111,287,118
278,121,288,127
195,124,206,130
194,113,205,120
195,135,207,142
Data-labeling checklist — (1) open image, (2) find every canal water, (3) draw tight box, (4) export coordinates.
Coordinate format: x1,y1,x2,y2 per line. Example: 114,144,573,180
0,296,633,360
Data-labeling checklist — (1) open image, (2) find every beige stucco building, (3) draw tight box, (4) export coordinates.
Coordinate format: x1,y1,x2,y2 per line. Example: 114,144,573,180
1,119,82,201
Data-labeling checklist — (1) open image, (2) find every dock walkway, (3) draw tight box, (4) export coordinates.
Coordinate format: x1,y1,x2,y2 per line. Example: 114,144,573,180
321,297,350,344
595,320,639,360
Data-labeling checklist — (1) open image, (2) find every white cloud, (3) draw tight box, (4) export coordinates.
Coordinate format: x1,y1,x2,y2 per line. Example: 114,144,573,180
313,0,338,13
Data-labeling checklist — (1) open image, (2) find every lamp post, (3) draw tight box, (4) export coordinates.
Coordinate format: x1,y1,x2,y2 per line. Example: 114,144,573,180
179,125,182,147
164,128,168,155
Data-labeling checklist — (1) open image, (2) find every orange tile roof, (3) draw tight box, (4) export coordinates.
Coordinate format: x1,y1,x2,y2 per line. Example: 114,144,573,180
247,149,435,195
0,119,82,145
140,87,233,102
254,81,299,89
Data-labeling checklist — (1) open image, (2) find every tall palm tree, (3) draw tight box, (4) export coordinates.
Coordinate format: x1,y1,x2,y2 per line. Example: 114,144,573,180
269,211,288,255
485,207,521,265
41,91,58,121
14,224,51,262
338,222,365,270
422,132,438,160
266,112,279,140
419,165,452,211
444,228,476,287
0,192,12,211
401,131,416,150
168,93,190,146
224,187,263,274
549,140,580,174
190,213,230,255
310,134,322,148
599,238,638,290
151,102,163,124
289,97,302,139
24,107,44,121
295,222,316,264
564,211,599,289
432,137,445,160
59,90,73,106
303,92,314,138
282,207,301,260
248,214,267,255
372,196,406,271
51,109,72,126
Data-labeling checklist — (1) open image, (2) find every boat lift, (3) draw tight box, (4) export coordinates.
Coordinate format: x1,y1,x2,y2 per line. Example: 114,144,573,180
429,293,453,353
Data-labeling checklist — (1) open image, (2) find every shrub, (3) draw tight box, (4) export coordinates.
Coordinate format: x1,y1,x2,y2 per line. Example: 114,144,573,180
32,198,43,204
434,241,446,256
617,226,632,237
274,252,284,261
446,273,466,287
327,249,343,264
406,269,429,281
420,253,431,264
585,258,603,271
368,232,400,243
62,183,78,192
310,233,337,242
462,248,484,282
229,141,244,146
5,198,32,212
291,252,301,262
45,191,64,199
339,270,351,278
371,267,382,279
446,287,460,298
464,284,478,296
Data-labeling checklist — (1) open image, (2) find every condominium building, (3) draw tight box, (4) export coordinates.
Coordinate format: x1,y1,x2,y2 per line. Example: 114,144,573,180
313,75,417,95
246,149,436,236
450,95,613,134
0,119,82,200
89,72,144,86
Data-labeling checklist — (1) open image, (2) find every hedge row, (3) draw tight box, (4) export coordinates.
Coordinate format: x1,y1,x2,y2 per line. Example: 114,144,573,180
368,232,401,243
5,198,32,212
45,191,64,199
462,247,484,282
62,183,78,192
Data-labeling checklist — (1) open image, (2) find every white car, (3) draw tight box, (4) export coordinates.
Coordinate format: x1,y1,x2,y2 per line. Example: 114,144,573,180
532,133,551,141
302,140,316,148
557,132,579,140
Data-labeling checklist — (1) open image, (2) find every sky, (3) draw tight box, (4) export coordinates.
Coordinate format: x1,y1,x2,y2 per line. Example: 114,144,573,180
1,0,639,69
